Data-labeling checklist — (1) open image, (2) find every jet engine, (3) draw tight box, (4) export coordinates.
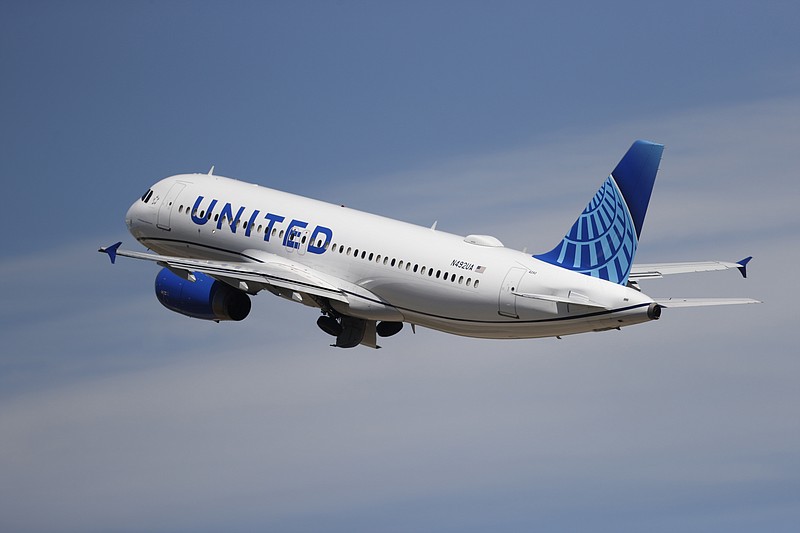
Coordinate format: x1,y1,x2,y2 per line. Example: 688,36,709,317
155,267,251,321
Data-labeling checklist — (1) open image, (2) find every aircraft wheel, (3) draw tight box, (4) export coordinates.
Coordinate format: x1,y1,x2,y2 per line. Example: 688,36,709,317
377,321,403,337
317,315,342,337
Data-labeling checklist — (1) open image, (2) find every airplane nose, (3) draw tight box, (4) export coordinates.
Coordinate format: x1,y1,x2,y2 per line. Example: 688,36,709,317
125,200,138,229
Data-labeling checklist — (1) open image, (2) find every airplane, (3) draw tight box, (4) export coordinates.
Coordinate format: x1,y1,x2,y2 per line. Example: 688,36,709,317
100,140,759,348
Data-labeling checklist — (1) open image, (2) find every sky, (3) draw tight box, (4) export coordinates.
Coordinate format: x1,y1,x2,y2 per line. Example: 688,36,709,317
1,1,799,531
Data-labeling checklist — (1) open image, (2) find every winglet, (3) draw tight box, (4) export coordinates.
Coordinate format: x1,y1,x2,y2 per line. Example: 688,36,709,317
99,241,122,264
737,256,752,278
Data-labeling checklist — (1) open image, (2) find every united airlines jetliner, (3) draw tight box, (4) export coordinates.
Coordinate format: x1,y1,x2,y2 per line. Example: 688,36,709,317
101,141,759,348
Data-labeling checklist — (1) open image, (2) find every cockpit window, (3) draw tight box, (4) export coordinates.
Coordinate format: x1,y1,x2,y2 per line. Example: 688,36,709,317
141,189,154,203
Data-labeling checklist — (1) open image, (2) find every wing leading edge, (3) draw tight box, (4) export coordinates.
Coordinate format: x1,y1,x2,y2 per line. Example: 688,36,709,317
99,242,348,303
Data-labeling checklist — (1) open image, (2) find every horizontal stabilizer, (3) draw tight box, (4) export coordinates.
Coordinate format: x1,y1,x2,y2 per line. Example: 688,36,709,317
655,297,761,308
630,258,753,280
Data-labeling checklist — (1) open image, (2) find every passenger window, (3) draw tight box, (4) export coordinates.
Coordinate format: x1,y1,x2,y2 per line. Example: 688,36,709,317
474,280,480,288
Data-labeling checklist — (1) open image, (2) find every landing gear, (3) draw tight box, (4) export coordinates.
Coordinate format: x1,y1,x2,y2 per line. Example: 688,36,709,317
316,315,342,337
316,312,404,348
316,312,367,348
376,321,403,337
335,316,367,348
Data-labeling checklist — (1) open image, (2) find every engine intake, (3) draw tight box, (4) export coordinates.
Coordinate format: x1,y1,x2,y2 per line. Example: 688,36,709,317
155,267,251,321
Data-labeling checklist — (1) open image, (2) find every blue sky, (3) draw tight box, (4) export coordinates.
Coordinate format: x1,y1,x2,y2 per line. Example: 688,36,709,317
1,2,799,532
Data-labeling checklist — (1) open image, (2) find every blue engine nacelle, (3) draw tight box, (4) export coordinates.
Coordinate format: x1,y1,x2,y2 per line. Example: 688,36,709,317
155,268,251,321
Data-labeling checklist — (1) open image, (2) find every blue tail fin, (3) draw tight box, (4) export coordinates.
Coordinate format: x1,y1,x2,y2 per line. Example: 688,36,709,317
534,140,664,285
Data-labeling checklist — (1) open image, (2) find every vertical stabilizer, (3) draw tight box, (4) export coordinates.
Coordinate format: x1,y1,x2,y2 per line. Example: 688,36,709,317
534,140,664,285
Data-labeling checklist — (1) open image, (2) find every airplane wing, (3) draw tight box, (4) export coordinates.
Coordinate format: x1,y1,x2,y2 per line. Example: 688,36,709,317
629,256,751,280
98,242,348,303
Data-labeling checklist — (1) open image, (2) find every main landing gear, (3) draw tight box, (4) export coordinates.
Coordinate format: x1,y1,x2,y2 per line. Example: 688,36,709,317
316,312,404,348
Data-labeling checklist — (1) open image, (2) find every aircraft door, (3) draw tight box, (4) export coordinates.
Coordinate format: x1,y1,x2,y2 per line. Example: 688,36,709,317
498,267,526,318
157,183,186,230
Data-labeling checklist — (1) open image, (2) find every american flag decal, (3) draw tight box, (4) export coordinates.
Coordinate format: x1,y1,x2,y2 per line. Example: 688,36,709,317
475,265,486,273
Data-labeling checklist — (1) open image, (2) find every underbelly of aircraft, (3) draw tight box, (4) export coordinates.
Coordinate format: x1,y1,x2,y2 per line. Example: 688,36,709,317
402,303,656,339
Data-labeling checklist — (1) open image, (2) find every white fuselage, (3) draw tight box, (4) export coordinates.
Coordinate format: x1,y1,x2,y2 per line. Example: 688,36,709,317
126,173,657,339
